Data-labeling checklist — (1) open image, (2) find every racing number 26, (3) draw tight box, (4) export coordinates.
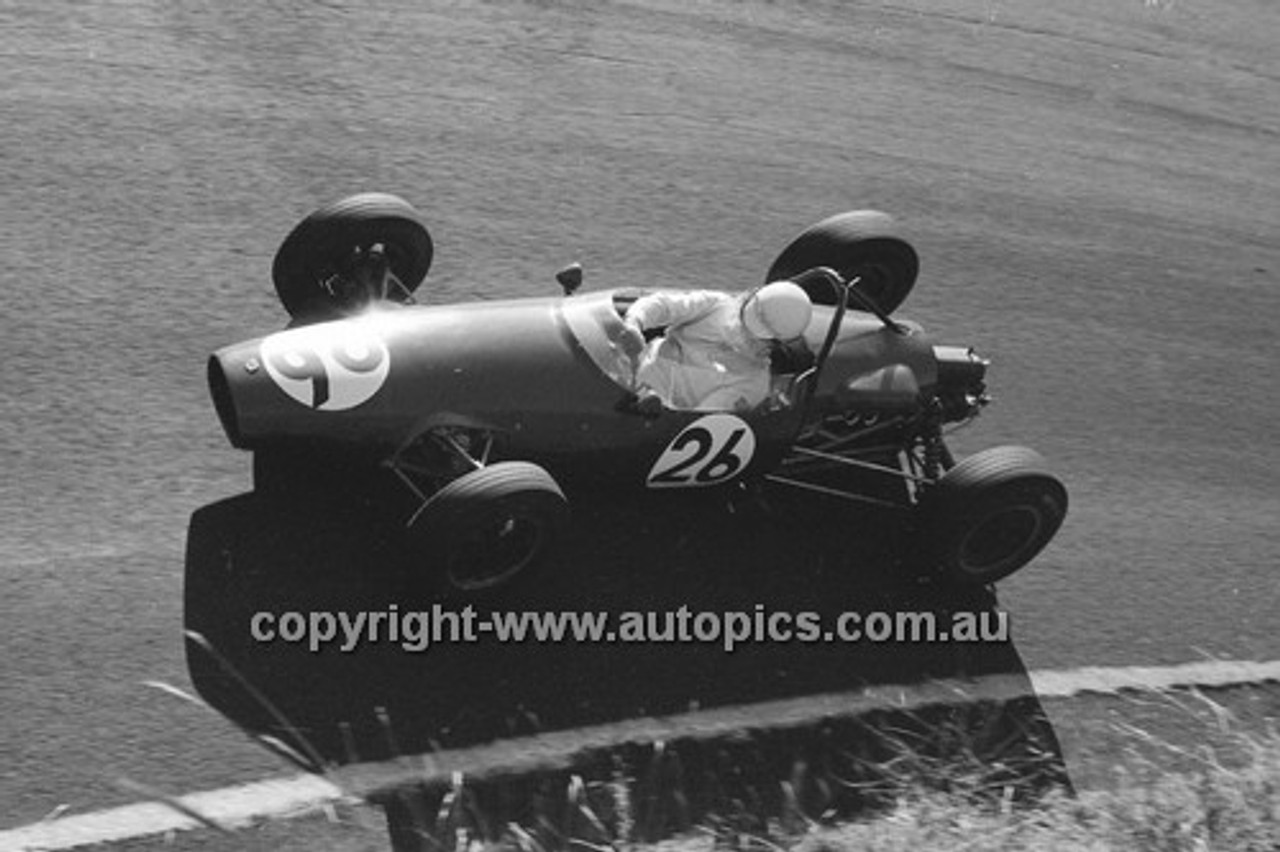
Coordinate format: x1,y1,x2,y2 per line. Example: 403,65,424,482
646,414,757,489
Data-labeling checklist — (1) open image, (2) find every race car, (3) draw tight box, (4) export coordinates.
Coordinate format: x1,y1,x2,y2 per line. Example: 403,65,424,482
206,194,1067,593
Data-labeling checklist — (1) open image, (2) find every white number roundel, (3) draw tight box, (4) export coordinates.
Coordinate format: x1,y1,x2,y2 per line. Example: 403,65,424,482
646,414,757,489
260,323,390,411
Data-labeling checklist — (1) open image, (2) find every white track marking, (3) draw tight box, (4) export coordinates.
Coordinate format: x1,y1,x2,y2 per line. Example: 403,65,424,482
4,658,1279,851
1029,659,1280,697
0,776,349,851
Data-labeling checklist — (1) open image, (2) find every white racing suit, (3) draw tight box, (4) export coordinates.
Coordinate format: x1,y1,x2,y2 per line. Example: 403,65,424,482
626,290,773,411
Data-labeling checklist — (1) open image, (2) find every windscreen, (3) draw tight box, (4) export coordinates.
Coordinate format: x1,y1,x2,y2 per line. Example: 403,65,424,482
556,290,643,392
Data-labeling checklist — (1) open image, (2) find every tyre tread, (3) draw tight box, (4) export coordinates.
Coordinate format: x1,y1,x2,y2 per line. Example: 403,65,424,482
916,445,1068,585
766,210,919,314
272,192,434,319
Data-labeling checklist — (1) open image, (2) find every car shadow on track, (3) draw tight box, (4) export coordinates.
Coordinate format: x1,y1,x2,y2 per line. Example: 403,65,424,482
185,478,1070,801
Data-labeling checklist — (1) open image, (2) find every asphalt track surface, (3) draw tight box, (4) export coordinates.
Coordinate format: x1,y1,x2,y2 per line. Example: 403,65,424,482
2,0,1278,830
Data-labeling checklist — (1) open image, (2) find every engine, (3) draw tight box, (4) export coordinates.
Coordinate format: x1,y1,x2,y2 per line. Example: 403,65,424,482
932,345,989,421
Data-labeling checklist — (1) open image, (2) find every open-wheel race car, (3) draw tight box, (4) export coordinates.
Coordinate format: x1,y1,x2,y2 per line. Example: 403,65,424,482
206,193,1067,593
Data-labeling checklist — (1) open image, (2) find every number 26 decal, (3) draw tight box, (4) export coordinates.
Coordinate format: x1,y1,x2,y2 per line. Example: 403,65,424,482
646,414,757,489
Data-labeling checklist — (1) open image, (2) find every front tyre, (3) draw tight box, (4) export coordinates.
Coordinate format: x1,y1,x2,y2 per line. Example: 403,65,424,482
272,192,434,321
915,446,1067,586
408,462,569,593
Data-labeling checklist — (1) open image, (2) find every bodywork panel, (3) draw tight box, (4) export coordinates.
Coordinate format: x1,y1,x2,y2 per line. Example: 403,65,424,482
209,289,942,491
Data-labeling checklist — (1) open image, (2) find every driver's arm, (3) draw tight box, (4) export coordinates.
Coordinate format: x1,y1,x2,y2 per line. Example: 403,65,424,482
619,290,724,360
624,290,723,334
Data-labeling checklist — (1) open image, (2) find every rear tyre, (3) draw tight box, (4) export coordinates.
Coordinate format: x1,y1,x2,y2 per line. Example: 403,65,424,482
408,462,570,593
914,446,1067,586
272,193,434,320
766,210,919,314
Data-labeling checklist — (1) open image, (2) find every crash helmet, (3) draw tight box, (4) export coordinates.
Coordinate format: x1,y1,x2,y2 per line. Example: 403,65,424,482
741,281,813,340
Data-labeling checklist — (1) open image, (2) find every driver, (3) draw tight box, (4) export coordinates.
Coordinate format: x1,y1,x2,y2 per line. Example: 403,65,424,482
618,281,813,412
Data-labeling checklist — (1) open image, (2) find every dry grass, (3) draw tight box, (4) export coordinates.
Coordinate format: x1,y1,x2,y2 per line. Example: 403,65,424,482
796,727,1280,852
139,645,1280,851
367,708,1279,852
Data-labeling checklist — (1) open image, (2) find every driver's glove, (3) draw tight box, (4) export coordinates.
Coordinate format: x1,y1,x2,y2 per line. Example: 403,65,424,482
618,320,647,360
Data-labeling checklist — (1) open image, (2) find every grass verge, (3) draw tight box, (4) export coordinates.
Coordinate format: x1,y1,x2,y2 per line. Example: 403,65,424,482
113,646,1280,851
